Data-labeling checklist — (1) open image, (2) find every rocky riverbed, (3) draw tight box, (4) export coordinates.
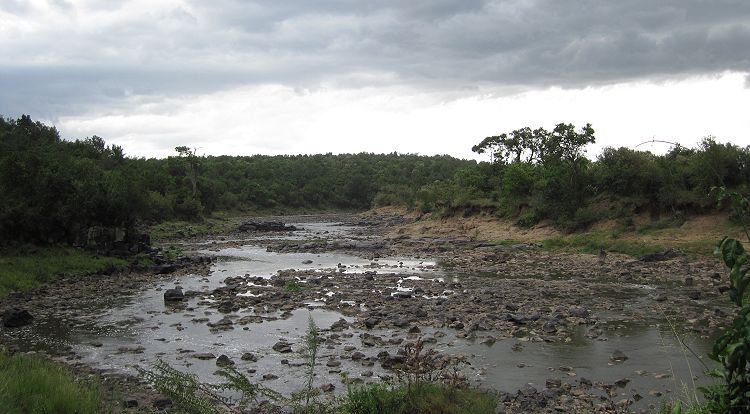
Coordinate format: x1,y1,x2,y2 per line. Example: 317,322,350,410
0,212,735,413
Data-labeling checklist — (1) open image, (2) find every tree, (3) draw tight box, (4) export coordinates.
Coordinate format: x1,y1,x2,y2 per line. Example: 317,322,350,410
472,123,595,167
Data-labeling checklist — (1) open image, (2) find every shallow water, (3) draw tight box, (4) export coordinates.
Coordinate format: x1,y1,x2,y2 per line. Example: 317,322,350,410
1,222,718,409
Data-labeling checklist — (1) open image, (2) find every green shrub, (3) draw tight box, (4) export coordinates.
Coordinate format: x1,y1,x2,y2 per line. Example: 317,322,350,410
340,382,496,414
515,210,540,228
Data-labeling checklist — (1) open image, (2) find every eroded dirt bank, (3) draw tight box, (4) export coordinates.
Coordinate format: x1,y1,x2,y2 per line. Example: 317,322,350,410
0,211,735,413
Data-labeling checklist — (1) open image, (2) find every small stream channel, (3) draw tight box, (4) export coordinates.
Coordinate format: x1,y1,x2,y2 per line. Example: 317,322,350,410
2,221,718,410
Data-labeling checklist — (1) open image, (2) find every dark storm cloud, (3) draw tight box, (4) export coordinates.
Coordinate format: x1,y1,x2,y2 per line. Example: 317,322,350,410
1,0,749,117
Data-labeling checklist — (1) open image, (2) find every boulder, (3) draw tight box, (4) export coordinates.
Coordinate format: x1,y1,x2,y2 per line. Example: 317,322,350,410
2,308,33,328
163,288,184,302
216,355,235,367
272,341,292,353
639,249,681,262
610,350,628,363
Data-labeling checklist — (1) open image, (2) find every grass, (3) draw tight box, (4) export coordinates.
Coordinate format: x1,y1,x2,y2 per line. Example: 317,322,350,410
0,351,108,414
0,247,128,297
541,232,665,257
148,215,235,242
340,382,497,414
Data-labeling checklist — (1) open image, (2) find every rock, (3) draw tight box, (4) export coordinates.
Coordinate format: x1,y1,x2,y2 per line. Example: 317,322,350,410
152,398,173,410
519,384,538,397
364,318,380,329
639,249,680,262
351,351,366,360
610,350,628,363
262,373,279,381
321,383,335,392
155,264,178,274
614,378,630,387
392,291,412,299
218,300,235,313
326,359,341,367
393,318,409,328
272,341,292,353
241,352,258,362
163,288,184,302
568,306,589,318
193,352,216,360
542,321,557,333
546,379,562,389
216,354,235,367
123,399,138,408
361,370,373,377
208,317,234,329
481,336,496,346
2,308,33,328
688,290,701,300
302,260,313,264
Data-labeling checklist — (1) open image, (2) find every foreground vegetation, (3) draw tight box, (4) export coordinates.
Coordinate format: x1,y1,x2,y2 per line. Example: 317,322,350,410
0,247,127,297
0,350,108,414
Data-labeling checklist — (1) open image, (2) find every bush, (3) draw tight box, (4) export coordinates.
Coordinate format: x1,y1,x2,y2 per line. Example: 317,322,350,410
340,382,496,414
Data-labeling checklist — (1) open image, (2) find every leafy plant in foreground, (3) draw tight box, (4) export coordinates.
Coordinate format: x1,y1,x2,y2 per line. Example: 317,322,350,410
702,188,750,413
138,359,282,414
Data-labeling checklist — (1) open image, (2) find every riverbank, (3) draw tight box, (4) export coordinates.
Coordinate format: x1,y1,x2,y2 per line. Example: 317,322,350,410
0,210,737,413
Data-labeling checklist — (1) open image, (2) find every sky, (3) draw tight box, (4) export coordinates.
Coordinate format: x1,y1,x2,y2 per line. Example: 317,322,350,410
1,0,749,160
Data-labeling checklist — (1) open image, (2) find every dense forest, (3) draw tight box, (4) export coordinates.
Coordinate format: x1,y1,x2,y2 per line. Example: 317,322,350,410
0,115,471,245
1,115,748,245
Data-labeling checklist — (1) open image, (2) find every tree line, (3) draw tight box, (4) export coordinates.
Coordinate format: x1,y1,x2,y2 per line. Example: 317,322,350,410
2,115,748,245
390,123,750,231
0,115,471,245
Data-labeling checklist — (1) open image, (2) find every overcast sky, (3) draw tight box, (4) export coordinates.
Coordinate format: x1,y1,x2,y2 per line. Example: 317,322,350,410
1,0,749,159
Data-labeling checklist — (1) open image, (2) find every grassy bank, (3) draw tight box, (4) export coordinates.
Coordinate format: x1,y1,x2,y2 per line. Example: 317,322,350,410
0,247,127,297
0,351,108,414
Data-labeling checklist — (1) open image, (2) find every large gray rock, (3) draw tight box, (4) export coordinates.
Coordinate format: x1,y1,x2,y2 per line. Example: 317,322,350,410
163,288,184,302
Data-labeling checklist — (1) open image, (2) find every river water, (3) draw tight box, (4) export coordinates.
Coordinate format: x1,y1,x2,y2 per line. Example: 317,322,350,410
2,221,718,410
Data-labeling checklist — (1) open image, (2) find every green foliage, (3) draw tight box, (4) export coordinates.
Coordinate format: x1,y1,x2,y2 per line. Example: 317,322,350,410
696,188,750,413
340,382,496,414
139,360,282,414
515,210,540,228
0,247,128,297
294,316,323,414
541,233,664,257
0,350,108,414
284,281,304,293
0,115,473,245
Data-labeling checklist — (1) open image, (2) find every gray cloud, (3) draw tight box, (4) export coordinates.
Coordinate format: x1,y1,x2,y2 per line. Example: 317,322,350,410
1,0,749,119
